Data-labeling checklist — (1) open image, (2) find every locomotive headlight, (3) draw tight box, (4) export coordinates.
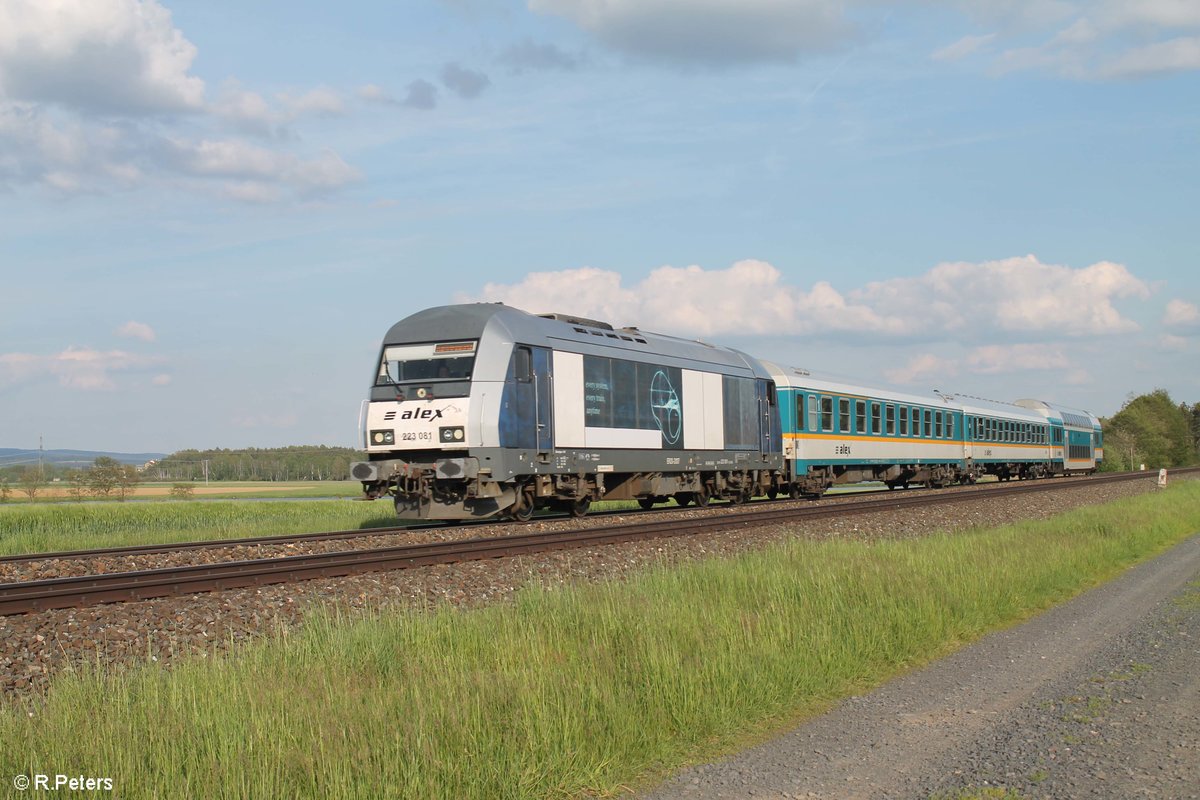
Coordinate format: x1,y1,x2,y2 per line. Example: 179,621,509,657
439,426,465,444
370,429,395,445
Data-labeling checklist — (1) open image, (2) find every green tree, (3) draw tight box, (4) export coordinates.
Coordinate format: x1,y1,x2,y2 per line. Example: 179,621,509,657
87,456,122,498
18,467,45,501
1102,389,1197,470
65,469,89,501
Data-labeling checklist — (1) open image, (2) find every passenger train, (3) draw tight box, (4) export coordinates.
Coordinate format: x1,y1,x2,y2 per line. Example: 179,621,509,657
351,304,1103,520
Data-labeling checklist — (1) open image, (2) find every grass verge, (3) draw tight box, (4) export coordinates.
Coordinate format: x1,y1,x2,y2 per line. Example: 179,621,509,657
2,482,1197,799
0,499,402,556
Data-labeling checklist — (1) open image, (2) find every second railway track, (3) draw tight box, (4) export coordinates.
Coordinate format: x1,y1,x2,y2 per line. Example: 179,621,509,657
0,470,1186,616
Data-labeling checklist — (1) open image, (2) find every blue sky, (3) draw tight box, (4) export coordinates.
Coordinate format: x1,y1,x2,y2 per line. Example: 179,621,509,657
1,0,1197,454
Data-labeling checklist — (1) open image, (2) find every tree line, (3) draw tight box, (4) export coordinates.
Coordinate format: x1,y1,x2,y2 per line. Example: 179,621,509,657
147,446,364,482
1098,390,1199,472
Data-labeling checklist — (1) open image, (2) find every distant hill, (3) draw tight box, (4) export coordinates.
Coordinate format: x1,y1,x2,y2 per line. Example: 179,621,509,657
0,448,166,469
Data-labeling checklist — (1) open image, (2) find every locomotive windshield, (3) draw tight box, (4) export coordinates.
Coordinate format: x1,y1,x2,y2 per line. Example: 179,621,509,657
376,341,476,386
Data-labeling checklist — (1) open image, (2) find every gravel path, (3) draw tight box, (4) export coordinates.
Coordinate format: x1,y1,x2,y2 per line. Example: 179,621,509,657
0,476,1170,699
639,532,1200,800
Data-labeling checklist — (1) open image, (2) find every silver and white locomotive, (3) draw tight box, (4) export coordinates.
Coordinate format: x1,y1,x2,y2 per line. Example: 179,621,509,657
351,304,785,520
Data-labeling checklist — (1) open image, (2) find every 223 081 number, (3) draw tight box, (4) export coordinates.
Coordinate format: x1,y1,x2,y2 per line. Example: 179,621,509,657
401,431,433,442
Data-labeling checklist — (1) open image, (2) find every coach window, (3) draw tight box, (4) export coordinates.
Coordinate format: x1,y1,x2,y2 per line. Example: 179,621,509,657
809,395,819,433
871,402,881,435
934,411,943,439
899,407,908,436
838,398,850,433
921,409,930,438
855,400,866,434
796,395,806,432
885,404,895,435
946,413,954,439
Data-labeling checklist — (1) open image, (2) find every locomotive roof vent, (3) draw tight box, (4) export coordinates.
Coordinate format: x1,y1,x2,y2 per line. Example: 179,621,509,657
540,312,649,344
538,312,614,331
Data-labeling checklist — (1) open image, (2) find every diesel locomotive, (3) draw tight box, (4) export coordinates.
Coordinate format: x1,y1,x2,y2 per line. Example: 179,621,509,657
351,304,784,520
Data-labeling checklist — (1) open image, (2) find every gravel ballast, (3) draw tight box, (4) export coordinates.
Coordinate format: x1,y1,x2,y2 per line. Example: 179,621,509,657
0,476,1171,699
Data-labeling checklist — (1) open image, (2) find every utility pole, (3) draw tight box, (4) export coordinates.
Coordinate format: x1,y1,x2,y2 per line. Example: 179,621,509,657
38,435,44,480
203,459,209,486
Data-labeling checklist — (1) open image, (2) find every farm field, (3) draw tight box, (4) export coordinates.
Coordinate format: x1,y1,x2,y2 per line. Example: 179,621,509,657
2,481,1197,799
5,480,364,502
0,495,401,556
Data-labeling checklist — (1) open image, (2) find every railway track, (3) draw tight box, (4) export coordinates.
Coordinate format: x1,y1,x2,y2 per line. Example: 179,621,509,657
0,472,1143,566
0,469,1186,616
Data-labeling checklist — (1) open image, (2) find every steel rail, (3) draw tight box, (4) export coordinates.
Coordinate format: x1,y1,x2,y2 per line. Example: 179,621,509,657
0,469,1178,616
0,471,1158,566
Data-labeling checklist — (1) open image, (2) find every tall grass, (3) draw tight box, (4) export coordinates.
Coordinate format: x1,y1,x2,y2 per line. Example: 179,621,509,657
2,482,1197,799
0,500,400,556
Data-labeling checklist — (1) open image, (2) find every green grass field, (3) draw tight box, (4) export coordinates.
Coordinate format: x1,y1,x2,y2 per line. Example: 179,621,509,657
2,481,1197,799
0,497,402,555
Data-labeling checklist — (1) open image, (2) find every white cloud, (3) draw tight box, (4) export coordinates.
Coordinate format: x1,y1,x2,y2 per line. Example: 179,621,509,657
979,0,1200,79
151,373,172,386
0,1,359,202
854,255,1150,337
1097,35,1200,78
1163,298,1200,329
464,255,1150,344
116,320,156,342
279,86,344,117
964,343,1069,374
465,259,905,338
1159,334,1191,352
885,354,958,385
0,347,166,390
0,0,204,114
932,34,997,62
165,138,361,195
528,0,854,65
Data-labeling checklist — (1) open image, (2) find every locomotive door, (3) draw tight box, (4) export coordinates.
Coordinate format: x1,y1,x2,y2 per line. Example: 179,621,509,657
531,346,553,452
757,379,779,459
509,345,553,452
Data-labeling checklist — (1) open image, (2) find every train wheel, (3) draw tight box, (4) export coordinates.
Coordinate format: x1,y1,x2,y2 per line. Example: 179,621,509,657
673,492,692,507
637,497,656,510
568,497,591,518
788,484,802,500
508,489,535,522
767,487,779,501
694,485,711,507
728,491,745,505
